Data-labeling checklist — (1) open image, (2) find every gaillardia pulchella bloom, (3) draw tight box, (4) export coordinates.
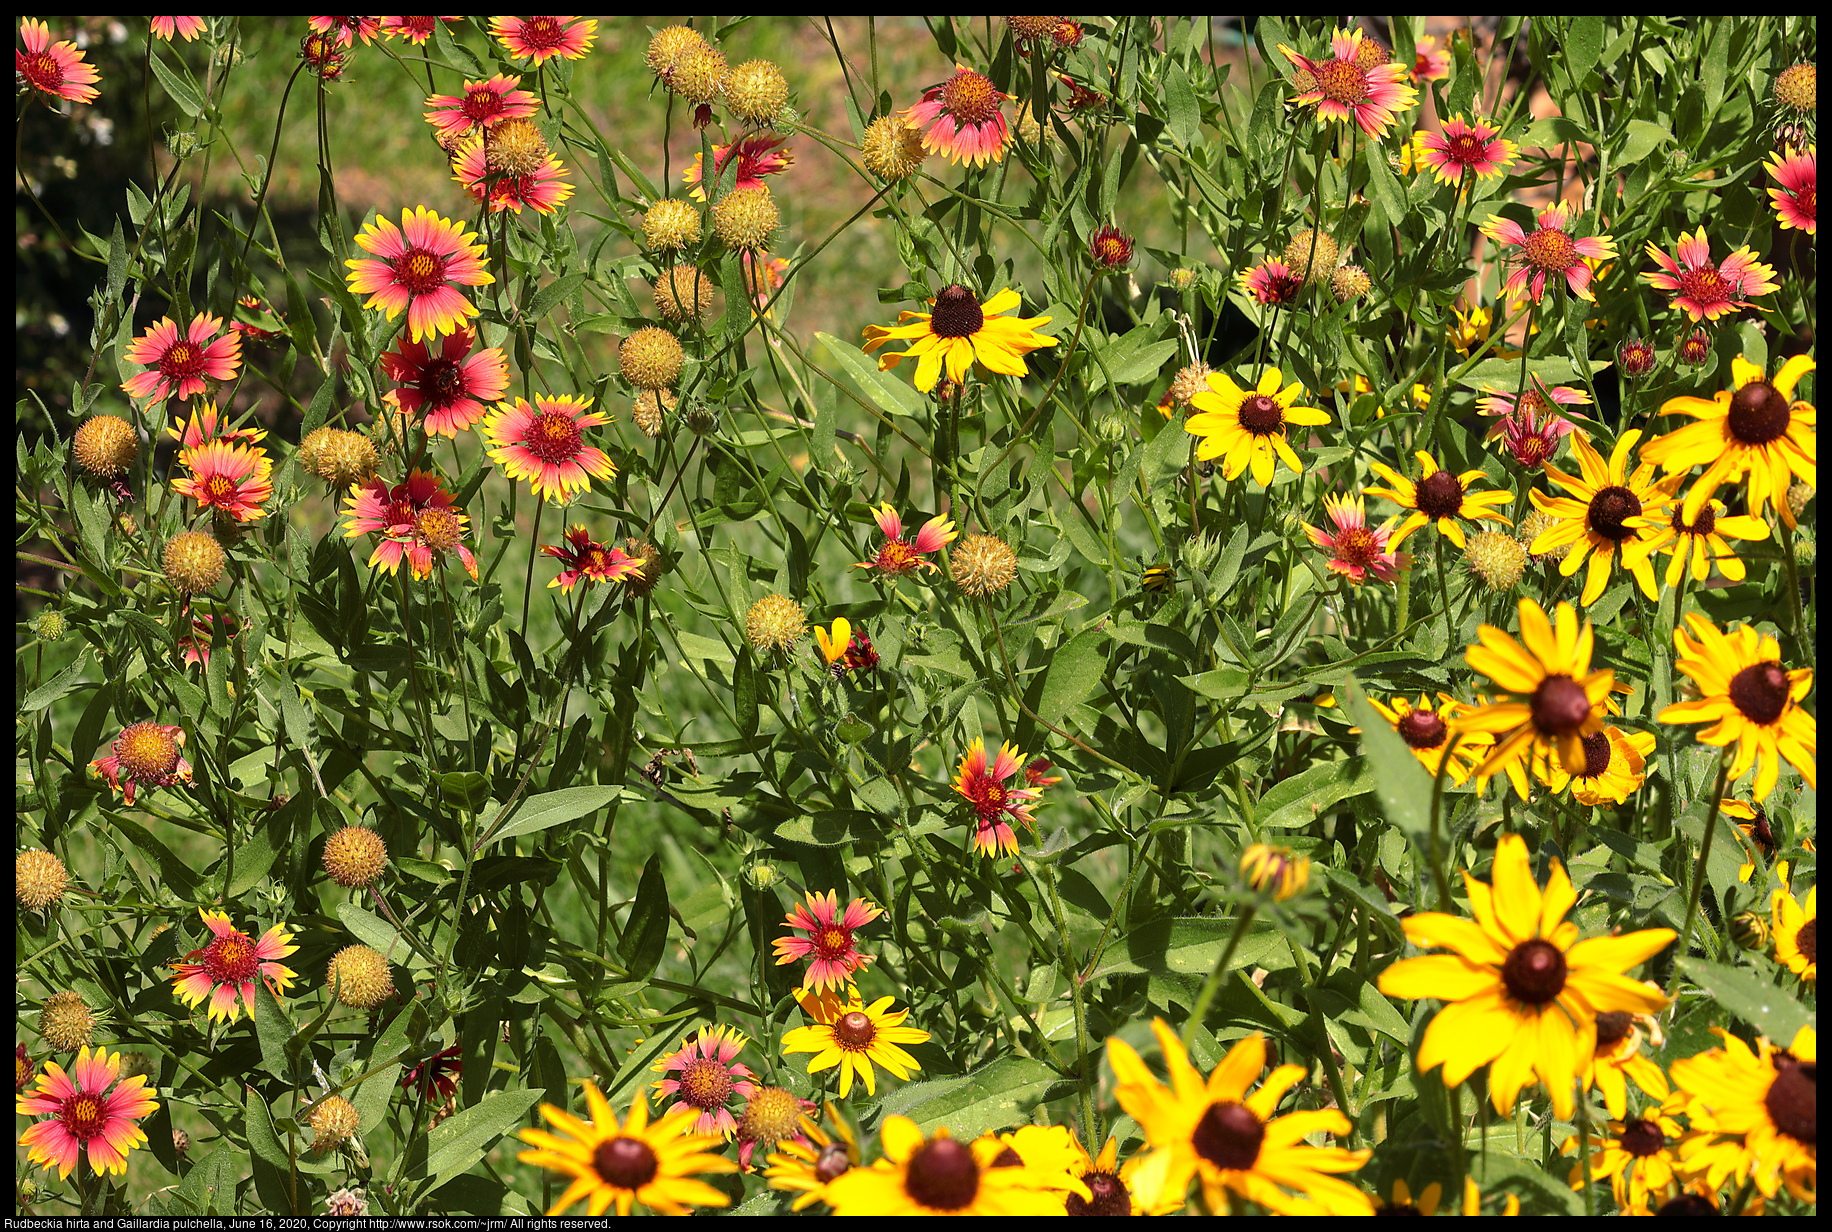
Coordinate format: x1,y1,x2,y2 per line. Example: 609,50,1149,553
16,1047,157,1181
1277,27,1418,139
169,908,298,1024
772,890,882,993
484,394,617,502
1479,201,1616,304
651,1026,758,1138
90,722,193,806
344,206,493,343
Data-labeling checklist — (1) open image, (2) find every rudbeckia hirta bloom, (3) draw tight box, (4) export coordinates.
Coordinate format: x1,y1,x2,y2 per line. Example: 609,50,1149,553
1479,201,1616,303
1642,227,1780,323
1583,1008,1671,1121
1527,429,1670,605
89,721,193,806
904,65,1012,166
170,908,298,1023
1657,614,1815,800
780,986,928,1097
490,15,597,65
1669,1025,1816,1201
1185,366,1331,488
1541,724,1656,805
344,206,493,343
1456,598,1615,798
772,889,883,992
1377,834,1674,1117
651,1026,759,1139
484,394,616,502
854,503,957,577
1765,145,1815,236
1565,1114,1687,1215
1107,1021,1373,1215
1301,492,1406,585
764,1104,859,1209
862,285,1056,393
1638,354,1816,529
1239,259,1303,305
517,1086,736,1216
1366,451,1513,549
121,311,243,404
1629,485,1770,589
1414,114,1517,184
16,18,100,104
1771,880,1815,981
952,738,1042,857
539,526,645,594
685,133,794,200
16,1047,157,1180
423,73,539,142
343,471,479,580
380,326,509,438
1365,693,1493,785
821,1117,1083,1216
1277,27,1418,139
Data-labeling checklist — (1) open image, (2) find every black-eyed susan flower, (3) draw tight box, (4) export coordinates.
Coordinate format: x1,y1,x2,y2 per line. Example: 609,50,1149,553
772,889,882,993
1416,113,1517,183
905,65,1012,167
170,908,298,1023
343,472,479,580
422,73,538,143
1658,613,1815,800
685,133,793,200
1186,366,1330,488
855,503,958,577
121,311,243,404
1240,843,1310,900
1564,1113,1687,1215
380,326,509,438
1277,27,1418,139
489,15,596,65
1479,201,1616,304
1642,228,1780,323
1107,1021,1373,1215
1366,693,1494,785
539,527,645,595
1063,1132,1184,1215
1527,429,1670,605
89,721,193,806
16,1047,157,1181
863,285,1056,393
518,1086,735,1216
1630,482,1771,589
953,739,1042,857
1771,879,1816,981
1372,1177,1444,1215
780,986,928,1098
822,1116,1077,1215
1670,1025,1816,1202
652,1026,759,1139
1302,492,1405,585
1583,1007,1670,1120
1723,798,1779,874
1539,723,1656,805
485,394,617,502
344,207,492,343
1765,145,1815,236
1366,451,1514,550
1239,259,1303,305
765,1104,858,1209
1638,354,1816,529
16,18,100,105
1377,834,1674,1118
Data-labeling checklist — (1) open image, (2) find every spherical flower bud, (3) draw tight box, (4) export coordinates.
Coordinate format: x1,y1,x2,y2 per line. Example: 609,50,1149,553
745,593,806,653
1014,105,1047,148
1676,327,1712,367
652,266,717,324
1516,509,1568,562
1352,37,1392,70
1794,535,1815,568
31,609,66,643
16,849,69,913
326,945,395,1010
322,825,387,888
299,427,379,488
1282,229,1340,284
1181,530,1223,573
162,531,227,595
743,860,779,889
482,117,550,179
1167,361,1214,413
1774,63,1816,114
1775,120,1810,153
1168,266,1200,292
73,415,138,478
1729,910,1770,951
725,59,788,126
711,185,779,251
683,401,721,437
620,326,686,391
38,991,96,1052
670,45,727,105
950,533,1020,597
1331,263,1372,303
1240,843,1309,901
310,1096,360,1152
1094,411,1131,443
19,1177,42,1204
646,25,706,84
1464,530,1527,593
861,115,928,182
115,512,139,538
165,129,199,160
643,198,702,251
1786,481,1812,522
1087,223,1135,271
632,389,677,437
622,538,665,599
1618,336,1656,380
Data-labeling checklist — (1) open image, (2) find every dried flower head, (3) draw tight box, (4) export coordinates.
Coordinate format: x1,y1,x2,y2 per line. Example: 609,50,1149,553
326,945,395,1010
38,992,96,1052
622,538,666,598
632,389,677,437
1464,529,1528,592
652,266,717,324
1774,63,1816,114
725,59,788,126
1282,229,1341,283
620,327,686,391
16,849,69,913
746,594,806,653
1332,263,1372,302
861,115,927,182
73,415,138,477
711,185,779,251
310,1096,360,1153
643,199,702,251
951,533,1020,597
671,43,728,106
298,427,379,488
322,826,387,888
647,26,706,84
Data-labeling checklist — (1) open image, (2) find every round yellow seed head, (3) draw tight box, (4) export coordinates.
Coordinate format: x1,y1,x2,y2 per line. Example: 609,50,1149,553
115,722,184,780
1787,481,1813,521
322,825,387,888
310,1096,361,1152
1332,263,1372,303
738,1085,806,1148
300,427,378,488
1464,530,1527,593
725,59,788,126
73,415,138,478
1168,362,1215,412
620,327,686,391
652,266,717,324
1775,63,1816,113
646,25,706,82
632,389,678,437
482,117,550,178
861,115,927,182
162,531,227,595
1007,16,1062,42
38,991,96,1052
745,593,806,653
1169,266,1199,292
1516,509,1569,562
951,533,1020,597
1283,229,1341,283
16,849,69,913
642,198,702,251
711,185,779,251
325,945,395,1010
670,44,727,105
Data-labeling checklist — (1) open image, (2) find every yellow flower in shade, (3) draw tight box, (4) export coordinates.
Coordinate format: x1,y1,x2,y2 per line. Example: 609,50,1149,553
814,617,852,668
1456,599,1616,800
516,1087,736,1216
1771,880,1816,981
820,1116,1079,1215
1462,1175,1522,1216
1540,724,1657,806
1376,834,1674,1118
1062,1133,1183,1216
1366,693,1495,786
1582,1007,1670,1120
1628,480,1770,588
1105,1021,1373,1215
1239,844,1310,901
973,1124,1093,1206
1364,451,1513,549
1563,1113,1687,1215
1638,354,1816,529
780,986,927,1097
1669,1026,1816,1202
764,1104,859,1211
1372,1177,1442,1215
862,285,1056,393
1185,367,1332,488
1656,614,1816,801
1527,429,1670,605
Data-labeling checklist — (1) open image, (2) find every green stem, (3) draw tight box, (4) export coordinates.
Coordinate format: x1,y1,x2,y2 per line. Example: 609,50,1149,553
1289,934,1357,1145
1182,905,1256,1047
1667,752,1733,999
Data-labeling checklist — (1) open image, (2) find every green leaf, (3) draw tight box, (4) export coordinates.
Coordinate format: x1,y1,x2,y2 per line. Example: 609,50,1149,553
1364,142,1406,230
253,978,295,1082
874,1056,1071,1139
349,1059,403,1147
482,785,624,845
733,649,758,738
616,853,670,979
23,663,87,713
525,271,586,324
1341,680,1436,842
1162,64,1202,149
147,48,205,116
174,1146,240,1215
1255,756,1376,830
244,1090,297,1214
412,1087,547,1189
1035,624,1109,725
1675,958,1812,1044
438,771,493,813
1561,16,1606,85
813,331,925,419
1615,119,1671,166
336,900,415,966
107,816,201,897
1087,916,1289,982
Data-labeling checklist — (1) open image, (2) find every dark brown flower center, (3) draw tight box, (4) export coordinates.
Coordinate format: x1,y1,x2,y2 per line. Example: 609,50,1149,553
678,1057,733,1110
834,1011,875,1048
58,1092,107,1141
425,358,466,402
1312,58,1370,105
1521,227,1579,273
1672,503,1717,536
1726,380,1793,446
1065,1171,1132,1217
1500,938,1567,1005
525,410,584,463
940,71,1001,124
1594,1010,1633,1053
1238,394,1285,435
1727,661,1790,726
162,340,203,378
1415,470,1465,519
1191,1101,1263,1171
1529,675,1591,737
905,1137,979,1210
1619,1118,1666,1158
1764,1057,1815,1146
395,248,450,294
1797,918,1817,965
1579,730,1612,779
592,1136,658,1190
989,1146,1023,1168
1654,1193,1718,1215
1377,1202,1425,1216
1587,485,1642,542
1397,709,1448,750
815,1142,853,1182
929,285,985,339
199,930,261,982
